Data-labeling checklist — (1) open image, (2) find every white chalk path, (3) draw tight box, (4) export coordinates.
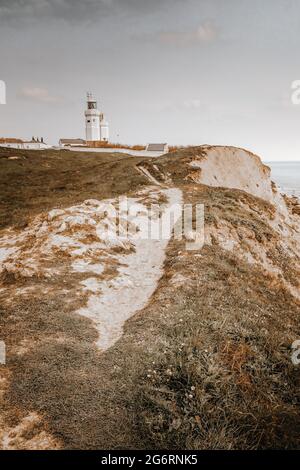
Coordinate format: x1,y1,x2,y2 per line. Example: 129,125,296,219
0,188,182,350
76,188,182,351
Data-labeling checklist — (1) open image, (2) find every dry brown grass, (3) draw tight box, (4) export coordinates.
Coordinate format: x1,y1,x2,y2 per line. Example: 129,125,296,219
168,145,196,153
87,142,146,150
0,147,151,230
0,148,299,449
130,239,300,449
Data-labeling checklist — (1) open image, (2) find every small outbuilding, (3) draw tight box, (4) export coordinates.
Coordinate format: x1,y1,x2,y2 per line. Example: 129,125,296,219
59,138,87,147
146,143,169,153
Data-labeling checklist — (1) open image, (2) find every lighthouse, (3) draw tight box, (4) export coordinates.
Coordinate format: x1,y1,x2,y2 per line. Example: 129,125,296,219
85,92,109,143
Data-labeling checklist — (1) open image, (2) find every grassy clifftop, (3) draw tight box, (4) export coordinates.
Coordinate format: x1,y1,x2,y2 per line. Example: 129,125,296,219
0,147,148,229
0,146,299,449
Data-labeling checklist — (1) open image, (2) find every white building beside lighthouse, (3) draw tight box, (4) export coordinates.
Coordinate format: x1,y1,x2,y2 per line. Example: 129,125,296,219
85,93,109,143
99,113,109,142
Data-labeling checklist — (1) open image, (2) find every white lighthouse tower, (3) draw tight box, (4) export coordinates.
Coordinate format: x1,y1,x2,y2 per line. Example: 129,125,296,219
85,92,100,142
85,92,109,143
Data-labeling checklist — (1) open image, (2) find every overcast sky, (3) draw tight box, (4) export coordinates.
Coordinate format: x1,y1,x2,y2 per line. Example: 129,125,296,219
1,0,300,160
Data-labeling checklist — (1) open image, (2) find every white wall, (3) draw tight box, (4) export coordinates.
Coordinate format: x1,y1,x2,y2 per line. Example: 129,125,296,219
53,146,167,157
0,142,50,150
85,109,101,141
100,123,109,142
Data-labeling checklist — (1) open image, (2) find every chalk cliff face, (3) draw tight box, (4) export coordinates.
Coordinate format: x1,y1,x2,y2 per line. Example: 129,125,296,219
186,146,274,202
140,146,300,301
154,145,283,202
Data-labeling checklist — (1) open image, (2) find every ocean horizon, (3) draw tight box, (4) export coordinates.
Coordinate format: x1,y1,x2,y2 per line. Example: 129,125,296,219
266,161,300,196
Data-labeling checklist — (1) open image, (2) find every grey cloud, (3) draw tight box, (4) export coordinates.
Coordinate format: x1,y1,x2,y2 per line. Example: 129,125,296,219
0,0,180,24
17,86,63,103
133,20,218,47
158,21,218,46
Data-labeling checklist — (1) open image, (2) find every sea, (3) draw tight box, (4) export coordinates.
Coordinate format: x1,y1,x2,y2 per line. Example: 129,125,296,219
267,162,300,198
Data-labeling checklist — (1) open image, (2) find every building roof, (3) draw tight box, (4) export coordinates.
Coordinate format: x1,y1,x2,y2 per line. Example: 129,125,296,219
0,138,23,144
146,143,168,152
60,138,86,145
